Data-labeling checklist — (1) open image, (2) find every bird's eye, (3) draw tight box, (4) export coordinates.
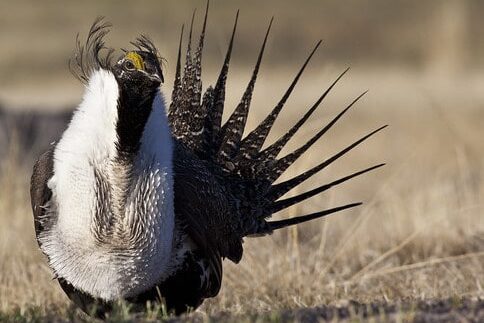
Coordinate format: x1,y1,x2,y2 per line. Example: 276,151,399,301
124,60,135,71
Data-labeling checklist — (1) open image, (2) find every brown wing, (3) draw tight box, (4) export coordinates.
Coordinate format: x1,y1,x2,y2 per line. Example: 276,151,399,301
30,145,56,246
172,142,243,296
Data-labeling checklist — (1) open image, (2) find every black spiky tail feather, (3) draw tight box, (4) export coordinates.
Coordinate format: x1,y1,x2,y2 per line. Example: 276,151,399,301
169,9,385,238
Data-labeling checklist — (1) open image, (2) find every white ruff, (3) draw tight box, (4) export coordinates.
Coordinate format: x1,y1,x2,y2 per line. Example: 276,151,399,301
39,69,175,300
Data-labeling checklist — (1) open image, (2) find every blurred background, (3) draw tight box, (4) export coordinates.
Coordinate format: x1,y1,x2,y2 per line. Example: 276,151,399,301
1,0,484,163
2,0,484,105
0,0,483,317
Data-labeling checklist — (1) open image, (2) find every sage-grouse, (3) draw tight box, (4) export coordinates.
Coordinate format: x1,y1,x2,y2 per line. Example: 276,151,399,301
30,7,385,317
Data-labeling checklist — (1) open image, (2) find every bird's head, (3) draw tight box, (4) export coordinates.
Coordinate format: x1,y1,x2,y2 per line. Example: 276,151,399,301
69,20,167,156
69,18,164,92
113,50,164,90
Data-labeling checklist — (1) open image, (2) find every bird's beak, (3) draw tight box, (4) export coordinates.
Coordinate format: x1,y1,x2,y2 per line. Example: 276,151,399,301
148,68,164,84
149,73,163,83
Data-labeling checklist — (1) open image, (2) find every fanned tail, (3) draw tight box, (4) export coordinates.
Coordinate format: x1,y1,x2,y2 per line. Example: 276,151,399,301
237,40,322,160
216,18,273,165
170,10,385,237
169,3,209,153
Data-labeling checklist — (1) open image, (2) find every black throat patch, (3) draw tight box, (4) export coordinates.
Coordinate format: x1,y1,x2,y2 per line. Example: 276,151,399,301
115,82,158,160
105,82,159,234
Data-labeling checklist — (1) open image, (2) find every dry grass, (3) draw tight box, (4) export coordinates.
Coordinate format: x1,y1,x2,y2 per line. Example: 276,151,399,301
0,66,483,321
0,1,483,321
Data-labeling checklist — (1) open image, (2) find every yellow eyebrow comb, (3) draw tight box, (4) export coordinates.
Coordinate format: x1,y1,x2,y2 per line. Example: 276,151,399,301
125,52,145,70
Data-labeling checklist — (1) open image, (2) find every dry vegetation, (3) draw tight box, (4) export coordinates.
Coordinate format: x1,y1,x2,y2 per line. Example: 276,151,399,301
1,70,483,321
1,0,484,321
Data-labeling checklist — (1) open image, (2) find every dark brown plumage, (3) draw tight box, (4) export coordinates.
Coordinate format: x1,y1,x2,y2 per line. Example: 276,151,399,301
31,3,384,317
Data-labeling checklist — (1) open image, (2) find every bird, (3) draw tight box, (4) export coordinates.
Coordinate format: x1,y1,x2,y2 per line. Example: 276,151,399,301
30,5,385,318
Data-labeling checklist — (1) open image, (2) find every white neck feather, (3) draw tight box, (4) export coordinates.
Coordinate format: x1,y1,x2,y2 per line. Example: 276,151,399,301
39,69,176,300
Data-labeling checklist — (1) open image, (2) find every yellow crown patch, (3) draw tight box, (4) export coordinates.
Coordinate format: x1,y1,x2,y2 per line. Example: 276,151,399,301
125,52,145,70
